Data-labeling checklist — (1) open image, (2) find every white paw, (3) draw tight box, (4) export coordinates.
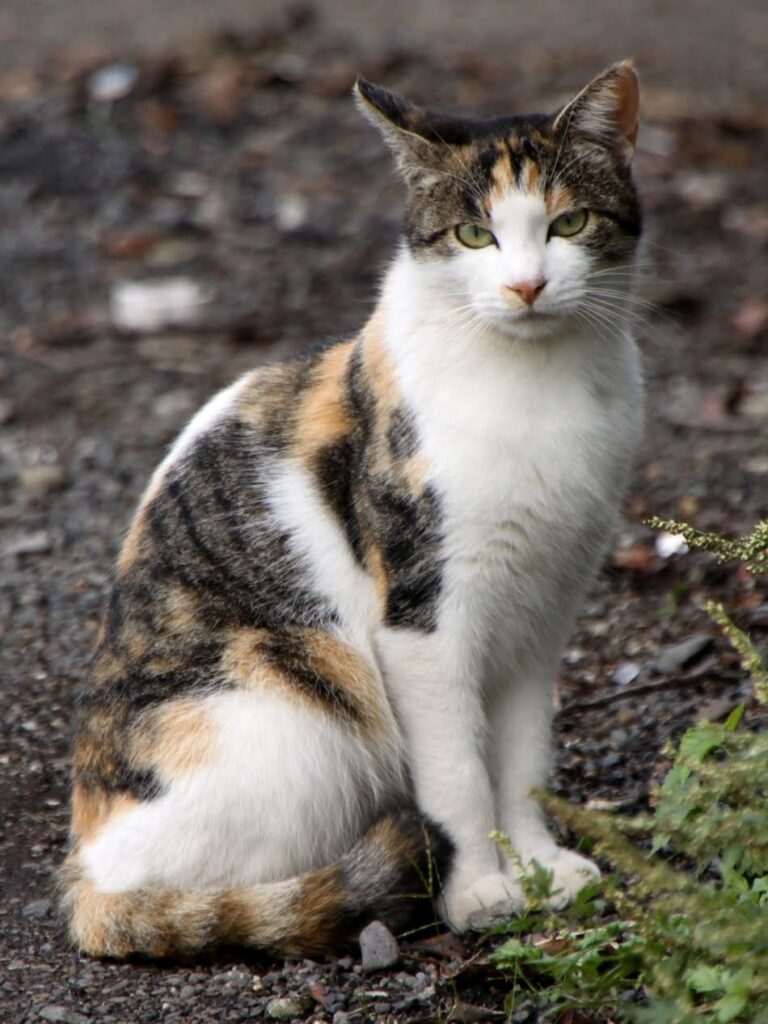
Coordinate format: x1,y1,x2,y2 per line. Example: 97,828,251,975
438,871,525,932
519,847,601,909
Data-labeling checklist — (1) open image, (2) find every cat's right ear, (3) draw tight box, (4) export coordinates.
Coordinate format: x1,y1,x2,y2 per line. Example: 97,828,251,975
353,78,443,184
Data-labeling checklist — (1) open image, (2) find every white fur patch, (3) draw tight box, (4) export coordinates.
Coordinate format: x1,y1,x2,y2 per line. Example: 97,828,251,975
82,689,403,893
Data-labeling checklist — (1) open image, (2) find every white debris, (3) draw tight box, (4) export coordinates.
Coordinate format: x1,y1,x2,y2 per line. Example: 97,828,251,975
655,531,689,558
111,278,210,333
88,62,139,103
275,193,309,232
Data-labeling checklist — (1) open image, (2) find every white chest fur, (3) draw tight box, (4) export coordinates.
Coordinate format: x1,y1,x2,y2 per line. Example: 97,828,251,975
383,257,644,657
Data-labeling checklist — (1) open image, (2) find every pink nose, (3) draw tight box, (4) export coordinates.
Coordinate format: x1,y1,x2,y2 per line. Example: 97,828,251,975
505,278,547,306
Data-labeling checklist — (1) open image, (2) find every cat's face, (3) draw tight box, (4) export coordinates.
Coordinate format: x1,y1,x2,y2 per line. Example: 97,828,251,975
356,64,641,341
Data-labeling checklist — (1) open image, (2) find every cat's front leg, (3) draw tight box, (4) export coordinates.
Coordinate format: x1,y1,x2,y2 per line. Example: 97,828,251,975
376,628,524,931
489,668,600,908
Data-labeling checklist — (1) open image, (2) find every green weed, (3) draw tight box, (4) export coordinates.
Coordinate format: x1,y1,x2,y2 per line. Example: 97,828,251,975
492,520,768,1022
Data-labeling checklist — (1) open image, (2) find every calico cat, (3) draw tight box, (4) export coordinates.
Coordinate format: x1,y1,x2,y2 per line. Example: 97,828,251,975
62,61,644,958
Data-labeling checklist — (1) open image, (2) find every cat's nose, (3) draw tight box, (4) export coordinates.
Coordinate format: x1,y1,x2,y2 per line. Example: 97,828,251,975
504,278,547,306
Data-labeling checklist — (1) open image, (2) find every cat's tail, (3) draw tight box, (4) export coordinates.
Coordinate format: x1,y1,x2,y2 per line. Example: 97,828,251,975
60,809,451,959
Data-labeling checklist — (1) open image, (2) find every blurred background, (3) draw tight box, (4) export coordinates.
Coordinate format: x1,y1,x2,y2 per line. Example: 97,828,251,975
1,2,766,1021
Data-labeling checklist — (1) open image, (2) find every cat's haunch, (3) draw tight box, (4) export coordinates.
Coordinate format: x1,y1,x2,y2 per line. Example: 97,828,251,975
62,62,643,958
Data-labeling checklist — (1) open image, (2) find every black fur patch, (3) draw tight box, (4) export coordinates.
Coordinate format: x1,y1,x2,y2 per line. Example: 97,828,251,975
256,629,362,721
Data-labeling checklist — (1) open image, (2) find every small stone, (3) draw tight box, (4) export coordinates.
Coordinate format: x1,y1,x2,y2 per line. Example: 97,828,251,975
611,661,641,686
23,898,52,919
178,986,195,999
265,994,312,1020
20,465,69,497
359,920,400,972
39,1008,90,1024
697,697,736,724
88,62,139,102
654,635,713,674
4,531,52,556
332,1013,350,1024
308,981,332,1010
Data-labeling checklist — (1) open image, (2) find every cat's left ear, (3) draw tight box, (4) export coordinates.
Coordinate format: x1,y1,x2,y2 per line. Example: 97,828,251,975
353,78,446,184
553,60,639,164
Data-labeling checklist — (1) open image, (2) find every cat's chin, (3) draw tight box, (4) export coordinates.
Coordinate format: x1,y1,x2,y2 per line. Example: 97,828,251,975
493,310,571,342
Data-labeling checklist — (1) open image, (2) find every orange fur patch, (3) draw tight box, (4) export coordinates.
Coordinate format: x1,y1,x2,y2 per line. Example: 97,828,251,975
132,699,216,782
403,452,430,496
91,649,123,687
489,143,515,203
365,543,389,613
523,159,541,194
360,306,400,411
160,584,200,634
292,341,354,460
71,785,138,844
546,183,576,217
117,516,147,573
220,627,391,738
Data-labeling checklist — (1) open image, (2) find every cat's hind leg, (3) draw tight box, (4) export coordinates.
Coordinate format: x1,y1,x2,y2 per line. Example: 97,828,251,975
77,683,403,894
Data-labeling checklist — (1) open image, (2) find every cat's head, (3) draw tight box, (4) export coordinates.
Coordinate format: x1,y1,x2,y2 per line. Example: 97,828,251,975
355,63,641,341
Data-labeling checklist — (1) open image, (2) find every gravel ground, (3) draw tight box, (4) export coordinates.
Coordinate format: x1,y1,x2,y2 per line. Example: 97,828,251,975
1,5,767,1023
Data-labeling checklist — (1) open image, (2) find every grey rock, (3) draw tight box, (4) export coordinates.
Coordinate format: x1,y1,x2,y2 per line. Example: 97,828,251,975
4,530,52,557
654,635,712,674
359,920,400,972
23,898,52,919
611,661,641,686
39,1008,90,1024
265,994,311,1020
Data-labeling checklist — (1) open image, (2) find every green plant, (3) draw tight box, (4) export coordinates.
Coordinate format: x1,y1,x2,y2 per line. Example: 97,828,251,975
493,520,768,1023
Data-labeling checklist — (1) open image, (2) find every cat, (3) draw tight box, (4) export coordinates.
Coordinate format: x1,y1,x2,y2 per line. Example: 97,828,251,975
61,60,644,959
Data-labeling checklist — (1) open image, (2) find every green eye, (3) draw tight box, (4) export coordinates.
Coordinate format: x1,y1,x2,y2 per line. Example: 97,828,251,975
549,209,588,238
455,224,496,249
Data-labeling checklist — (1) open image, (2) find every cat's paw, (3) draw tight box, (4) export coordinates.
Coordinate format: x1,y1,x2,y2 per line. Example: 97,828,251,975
439,871,524,932
518,847,601,909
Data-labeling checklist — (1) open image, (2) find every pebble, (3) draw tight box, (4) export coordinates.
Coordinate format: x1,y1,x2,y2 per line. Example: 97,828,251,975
20,465,69,497
39,1008,90,1024
654,635,712,674
22,898,52,919
4,531,52,557
611,661,641,686
88,62,139,103
359,920,400,972
265,994,312,1020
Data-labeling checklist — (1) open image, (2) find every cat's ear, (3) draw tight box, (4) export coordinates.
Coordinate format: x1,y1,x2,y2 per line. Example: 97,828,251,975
553,61,639,163
353,78,445,184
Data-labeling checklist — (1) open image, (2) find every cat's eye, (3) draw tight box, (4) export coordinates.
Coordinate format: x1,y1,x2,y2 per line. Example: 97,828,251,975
455,224,496,249
549,209,588,239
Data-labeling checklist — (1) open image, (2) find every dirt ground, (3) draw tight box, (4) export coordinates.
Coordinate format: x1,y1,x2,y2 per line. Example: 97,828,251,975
1,3,767,1023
